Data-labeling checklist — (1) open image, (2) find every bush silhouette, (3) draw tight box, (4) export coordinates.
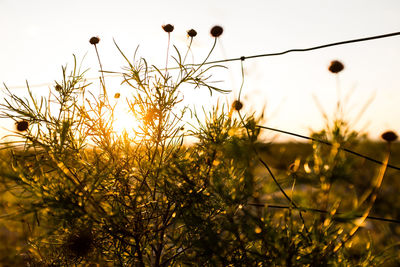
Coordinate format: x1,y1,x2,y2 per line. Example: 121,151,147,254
0,27,399,266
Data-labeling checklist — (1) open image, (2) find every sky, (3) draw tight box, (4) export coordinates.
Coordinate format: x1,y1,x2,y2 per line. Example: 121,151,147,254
1,0,400,141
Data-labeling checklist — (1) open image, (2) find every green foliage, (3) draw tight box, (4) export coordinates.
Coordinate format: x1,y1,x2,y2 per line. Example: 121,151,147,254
0,34,399,266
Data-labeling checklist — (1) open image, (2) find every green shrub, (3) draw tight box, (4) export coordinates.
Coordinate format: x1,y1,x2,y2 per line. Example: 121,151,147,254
0,26,399,266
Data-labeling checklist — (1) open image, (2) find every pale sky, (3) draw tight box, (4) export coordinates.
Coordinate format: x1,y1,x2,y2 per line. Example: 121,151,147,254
1,0,400,141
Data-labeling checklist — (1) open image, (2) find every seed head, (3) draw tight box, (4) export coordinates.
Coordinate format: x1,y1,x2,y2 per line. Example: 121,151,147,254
65,229,94,258
16,120,29,132
381,131,398,143
232,100,243,111
114,93,120,99
210,25,223,37
162,24,174,33
89,36,100,45
55,84,62,91
328,60,344,73
187,29,197,37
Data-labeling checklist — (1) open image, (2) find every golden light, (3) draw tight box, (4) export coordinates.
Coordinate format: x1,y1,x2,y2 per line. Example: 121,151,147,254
112,101,141,138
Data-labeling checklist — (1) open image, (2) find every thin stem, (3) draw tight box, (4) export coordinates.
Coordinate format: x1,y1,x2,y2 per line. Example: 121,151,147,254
238,59,245,102
193,38,217,74
182,37,193,65
165,33,171,76
335,74,341,118
94,44,107,97
333,149,390,252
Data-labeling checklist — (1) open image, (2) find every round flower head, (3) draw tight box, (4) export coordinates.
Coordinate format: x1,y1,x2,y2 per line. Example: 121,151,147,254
55,84,62,91
89,36,100,45
232,100,243,111
65,229,94,258
381,131,398,143
328,60,344,73
187,29,197,37
162,24,174,33
210,25,223,37
114,93,120,99
16,120,29,132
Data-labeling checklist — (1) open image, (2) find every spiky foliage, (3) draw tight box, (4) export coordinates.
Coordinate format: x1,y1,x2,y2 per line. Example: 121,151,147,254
0,33,398,266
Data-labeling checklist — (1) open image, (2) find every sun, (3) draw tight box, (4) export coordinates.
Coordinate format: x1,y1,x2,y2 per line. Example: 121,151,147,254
112,102,141,138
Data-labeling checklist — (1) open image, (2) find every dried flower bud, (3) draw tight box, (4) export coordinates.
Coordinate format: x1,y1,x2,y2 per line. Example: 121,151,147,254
16,120,29,132
187,29,197,37
162,24,174,33
55,84,62,91
114,93,120,99
328,60,344,73
210,25,223,37
232,100,243,111
65,229,94,257
89,36,100,45
381,131,398,142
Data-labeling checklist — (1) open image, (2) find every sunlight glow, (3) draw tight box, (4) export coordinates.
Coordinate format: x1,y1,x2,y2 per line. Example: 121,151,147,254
112,101,140,138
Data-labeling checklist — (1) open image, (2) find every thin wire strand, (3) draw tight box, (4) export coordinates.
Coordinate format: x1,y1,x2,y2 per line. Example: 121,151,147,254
257,125,400,171
235,62,299,210
247,203,400,224
4,31,400,90
202,31,400,65
235,70,314,240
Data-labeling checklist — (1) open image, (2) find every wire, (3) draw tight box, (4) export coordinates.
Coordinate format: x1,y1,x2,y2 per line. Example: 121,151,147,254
257,124,400,171
247,202,400,224
203,31,400,65
3,31,400,90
